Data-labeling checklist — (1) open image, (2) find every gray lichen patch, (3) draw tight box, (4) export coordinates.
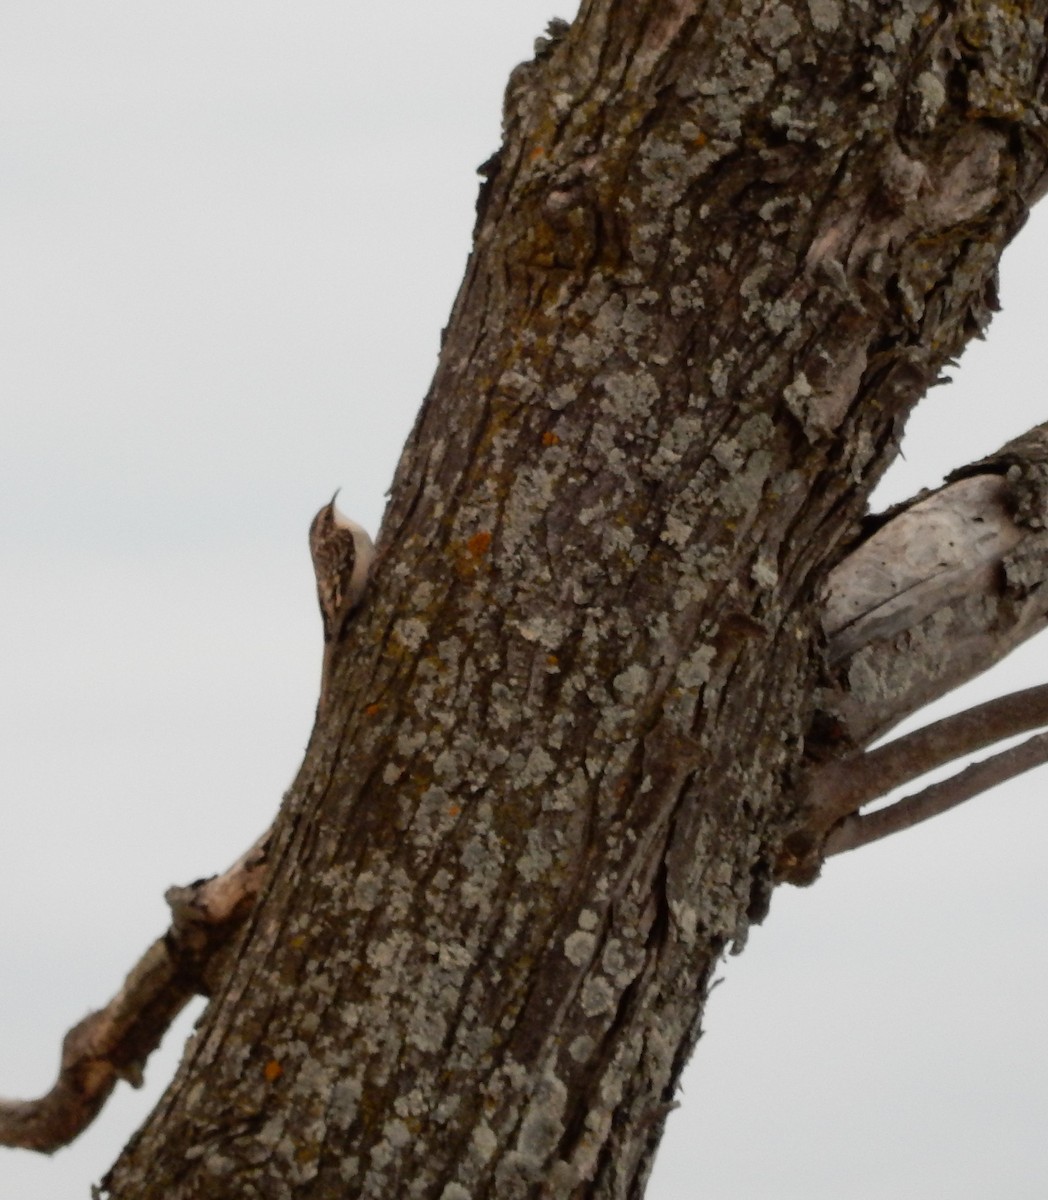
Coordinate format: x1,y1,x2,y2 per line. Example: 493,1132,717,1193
563,928,598,967
98,2,1048,1194
807,0,841,33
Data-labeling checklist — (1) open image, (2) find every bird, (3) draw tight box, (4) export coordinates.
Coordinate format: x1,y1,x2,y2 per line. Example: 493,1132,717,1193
309,491,375,711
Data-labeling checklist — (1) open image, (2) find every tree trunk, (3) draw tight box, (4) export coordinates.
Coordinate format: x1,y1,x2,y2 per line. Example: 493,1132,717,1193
100,3,1048,1196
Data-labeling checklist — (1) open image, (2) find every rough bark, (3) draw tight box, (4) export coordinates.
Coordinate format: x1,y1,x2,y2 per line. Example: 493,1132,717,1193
94,2,1047,1197
7,423,1048,1155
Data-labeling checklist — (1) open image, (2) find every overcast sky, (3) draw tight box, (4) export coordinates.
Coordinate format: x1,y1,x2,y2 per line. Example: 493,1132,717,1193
2,4,1046,1197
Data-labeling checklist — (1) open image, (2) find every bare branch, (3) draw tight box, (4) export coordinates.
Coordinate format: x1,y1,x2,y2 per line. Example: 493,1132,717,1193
824,731,1048,857
0,833,270,1154
822,474,1023,663
771,422,1048,885
806,681,1048,827
818,421,1048,747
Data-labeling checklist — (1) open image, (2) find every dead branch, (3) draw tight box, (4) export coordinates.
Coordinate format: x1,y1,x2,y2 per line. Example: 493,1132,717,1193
776,425,1048,884
806,682,1048,829
820,421,1048,747
822,474,1024,664
824,731,1048,856
0,833,270,1153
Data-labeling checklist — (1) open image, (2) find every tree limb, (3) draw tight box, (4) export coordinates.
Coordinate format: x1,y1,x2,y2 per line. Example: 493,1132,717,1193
0,833,270,1153
806,682,1048,828
776,424,1048,883
11,419,1048,1145
824,731,1048,856
8,0,1048,1186
819,421,1048,748
11,421,1048,1144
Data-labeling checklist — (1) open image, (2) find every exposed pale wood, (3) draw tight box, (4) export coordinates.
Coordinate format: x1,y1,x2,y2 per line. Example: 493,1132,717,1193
824,474,1022,661
820,425,1048,747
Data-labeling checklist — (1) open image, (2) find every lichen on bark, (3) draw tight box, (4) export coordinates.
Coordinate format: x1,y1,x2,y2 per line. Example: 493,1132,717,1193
99,1,1048,1197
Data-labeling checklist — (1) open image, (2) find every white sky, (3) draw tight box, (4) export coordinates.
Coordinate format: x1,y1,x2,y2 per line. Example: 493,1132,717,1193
1,4,1046,1197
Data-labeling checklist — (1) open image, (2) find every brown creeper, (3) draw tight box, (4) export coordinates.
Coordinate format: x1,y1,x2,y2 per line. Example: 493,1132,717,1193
309,492,375,707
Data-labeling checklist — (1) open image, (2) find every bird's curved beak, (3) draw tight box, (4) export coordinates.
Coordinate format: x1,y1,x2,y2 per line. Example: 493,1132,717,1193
330,488,352,526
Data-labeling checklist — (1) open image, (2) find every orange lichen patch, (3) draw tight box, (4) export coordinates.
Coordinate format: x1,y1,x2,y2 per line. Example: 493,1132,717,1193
451,529,496,580
529,144,545,160
364,702,382,717
447,803,461,818
541,430,561,447
466,530,493,559
263,1060,283,1082
546,654,559,667
692,131,708,147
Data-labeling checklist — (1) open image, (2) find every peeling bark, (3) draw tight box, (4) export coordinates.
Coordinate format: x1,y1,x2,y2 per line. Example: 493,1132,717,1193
15,2,1043,1197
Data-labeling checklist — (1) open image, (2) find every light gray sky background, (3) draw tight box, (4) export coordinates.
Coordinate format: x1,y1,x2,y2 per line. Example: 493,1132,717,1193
2,4,1046,1197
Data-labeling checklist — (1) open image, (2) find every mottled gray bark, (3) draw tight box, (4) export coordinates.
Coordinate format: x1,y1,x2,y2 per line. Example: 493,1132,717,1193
97,2,1048,1197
